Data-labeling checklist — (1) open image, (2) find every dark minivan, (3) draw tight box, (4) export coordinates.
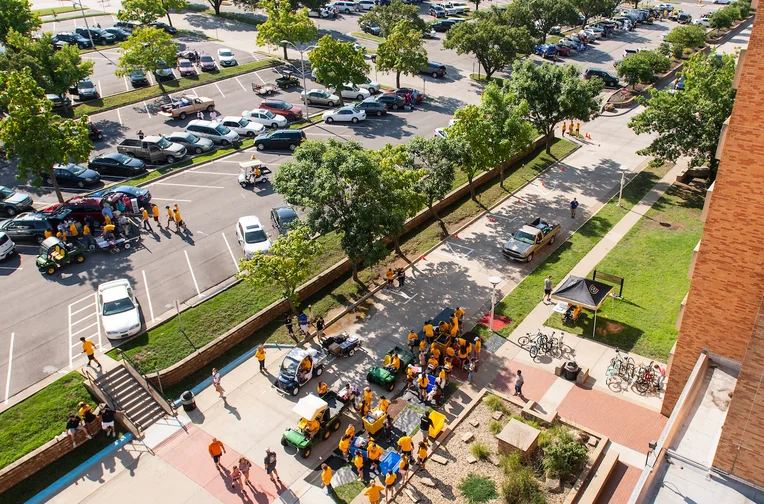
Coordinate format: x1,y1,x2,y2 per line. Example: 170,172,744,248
583,68,620,87
421,61,447,78
254,130,307,152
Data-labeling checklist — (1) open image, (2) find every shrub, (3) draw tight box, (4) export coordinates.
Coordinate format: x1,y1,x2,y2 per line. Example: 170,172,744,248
672,43,685,60
484,394,510,414
658,41,671,57
541,429,589,479
501,466,547,504
459,474,499,504
734,0,751,17
470,441,491,460
490,420,504,435
710,6,738,29
499,451,523,475
665,25,707,48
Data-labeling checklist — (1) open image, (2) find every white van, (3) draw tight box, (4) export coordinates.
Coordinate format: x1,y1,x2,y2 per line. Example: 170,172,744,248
328,1,361,12
185,120,240,146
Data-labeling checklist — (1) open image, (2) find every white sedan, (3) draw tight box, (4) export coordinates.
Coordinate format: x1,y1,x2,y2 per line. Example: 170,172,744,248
98,279,142,340
217,48,238,67
358,78,380,94
242,108,288,128
339,84,371,101
217,116,265,137
323,106,366,124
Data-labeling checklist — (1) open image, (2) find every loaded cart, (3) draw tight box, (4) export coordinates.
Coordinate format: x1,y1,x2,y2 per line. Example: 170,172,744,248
367,345,415,392
91,216,142,252
281,392,349,458
321,332,362,358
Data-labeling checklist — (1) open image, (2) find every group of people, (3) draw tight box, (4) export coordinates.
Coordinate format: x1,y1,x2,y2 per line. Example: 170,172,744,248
385,267,406,289
208,439,282,497
560,121,582,137
284,308,325,342
65,400,121,448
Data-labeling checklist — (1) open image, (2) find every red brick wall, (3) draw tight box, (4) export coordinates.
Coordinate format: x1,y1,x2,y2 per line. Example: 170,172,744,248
662,12,764,487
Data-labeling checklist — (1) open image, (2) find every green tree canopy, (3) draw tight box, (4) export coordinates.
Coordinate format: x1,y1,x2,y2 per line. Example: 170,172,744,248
238,225,322,315
256,0,318,60
375,20,428,88
309,35,370,103
616,50,671,88
115,26,178,92
118,0,167,24
710,5,740,28
507,60,602,153
358,0,427,37
0,69,92,203
0,0,40,45
664,25,707,49
629,51,737,177
444,13,532,79
572,0,616,27
504,0,579,43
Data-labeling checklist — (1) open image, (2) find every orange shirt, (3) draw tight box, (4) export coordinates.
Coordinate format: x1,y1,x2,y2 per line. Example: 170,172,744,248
208,440,224,457
363,483,383,501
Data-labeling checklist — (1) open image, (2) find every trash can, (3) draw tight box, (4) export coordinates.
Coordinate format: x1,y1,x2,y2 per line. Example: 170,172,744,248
181,391,196,412
563,360,580,381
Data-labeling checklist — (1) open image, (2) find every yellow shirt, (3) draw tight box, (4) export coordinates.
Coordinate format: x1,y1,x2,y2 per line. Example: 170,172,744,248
82,340,95,355
354,453,364,469
56,231,66,242
363,389,372,405
173,209,182,223
363,484,383,501
318,382,328,395
103,215,111,225
407,332,418,344
455,308,465,319
418,376,428,388
439,369,447,381
68,223,78,236
407,367,414,379
346,424,355,437
152,206,159,218
339,437,350,452
368,443,382,461
397,436,413,452
83,225,90,236
418,446,428,459
459,347,469,359
423,324,434,337
450,324,458,337
256,348,265,361
103,224,115,233
379,398,390,413
427,357,438,369
431,348,441,360
400,457,408,471
386,269,394,280
321,467,333,485
166,207,173,219
44,229,53,238
78,404,91,418
391,356,400,371
385,472,396,486
457,338,466,348
475,340,482,353
446,347,455,358
419,340,426,352
142,209,149,221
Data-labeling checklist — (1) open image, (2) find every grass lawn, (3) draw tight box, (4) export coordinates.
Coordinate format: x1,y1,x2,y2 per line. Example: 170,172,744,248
0,372,94,469
34,6,80,15
351,31,385,43
475,161,675,341
546,34,563,44
333,480,365,503
544,182,704,361
205,10,265,25
73,59,278,118
469,74,506,86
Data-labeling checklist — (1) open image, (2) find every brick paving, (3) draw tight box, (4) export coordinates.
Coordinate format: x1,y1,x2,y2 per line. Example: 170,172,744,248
595,461,642,504
556,385,667,454
490,358,559,402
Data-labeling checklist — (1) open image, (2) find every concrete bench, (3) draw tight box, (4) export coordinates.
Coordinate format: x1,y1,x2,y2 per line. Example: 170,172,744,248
576,450,619,504
576,367,590,385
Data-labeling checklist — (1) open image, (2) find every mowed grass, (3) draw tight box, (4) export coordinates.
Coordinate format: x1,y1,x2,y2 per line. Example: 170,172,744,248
545,182,704,361
0,372,93,469
73,59,278,117
351,31,385,43
34,6,80,15
475,161,675,341
333,480,365,503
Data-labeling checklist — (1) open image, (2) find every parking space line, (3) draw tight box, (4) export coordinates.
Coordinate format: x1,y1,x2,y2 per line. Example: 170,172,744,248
0,266,20,270
191,87,199,97
184,250,201,297
143,101,151,117
98,80,103,97
214,83,225,98
71,322,98,338
4,333,14,404
142,270,155,323
116,109,123,126
235,77,247,92
150,197,193,202
71,302,96,317
250,51,260,61
191,171,239,176
254,70,266,85
222,233,240,272
123,76,129,92
150,182,225,189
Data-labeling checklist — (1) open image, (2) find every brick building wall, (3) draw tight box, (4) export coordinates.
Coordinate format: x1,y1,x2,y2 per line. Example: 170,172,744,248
661,12,764,487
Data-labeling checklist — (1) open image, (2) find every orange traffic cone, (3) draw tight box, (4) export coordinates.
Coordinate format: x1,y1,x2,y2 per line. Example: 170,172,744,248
455,233,459,239
517,198,521,204
490,217,495,223
421,254,426,261
561,166,565,171
585,132,591,140
541,181,545,187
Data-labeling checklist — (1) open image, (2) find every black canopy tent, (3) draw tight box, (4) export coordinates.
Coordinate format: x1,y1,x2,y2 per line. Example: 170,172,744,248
551,276,614,337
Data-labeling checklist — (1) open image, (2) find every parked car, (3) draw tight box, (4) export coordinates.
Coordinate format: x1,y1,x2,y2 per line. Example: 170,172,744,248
154,60,175,81
421,61,447,78
308,7,336,17
198,53,217,71
217,116,265,137
259,99,304,121
356,99,388,116
694,17,710,27
75,27,116,45
327,1,360,13
254,129,307,151
51,32,92,49
0,186,33,216
323,106,366,123
429,4,447,17
98,279,142,340
431,19,458,32
0,212,60,242
301,89,340,106
46,93,71,109
129,70,149,88
113,20,142,31
88,152,147,176
241,108,289,128
555,44,571,57
164,132,215,154
43,197,109,226
677,13,692,24
534,44,558,59
387,87,423,103
148,21,177,33
217,48,238,67
158,95,215,119
236,216,272,259
339,84,370,101
502,217,561,262
0,232,15,261
103,27,130,41
583,67,620,87
271,205,299,234
117,136,187,164
46,164,101,188
361,21,382,36
185,120,240,145
357,78,381,94
442,1,467,14
177,58,197,77
375,93,406,110
358,0,376,9
273,347,326,396
93,185,152,208
74,79,99,101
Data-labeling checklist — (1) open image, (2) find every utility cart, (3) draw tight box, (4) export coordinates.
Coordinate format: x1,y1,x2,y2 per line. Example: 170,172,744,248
281,392,349,458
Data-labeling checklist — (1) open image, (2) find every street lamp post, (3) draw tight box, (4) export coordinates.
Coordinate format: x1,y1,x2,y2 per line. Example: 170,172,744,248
618,164,629,207
281,40,317,122
488,276,502,332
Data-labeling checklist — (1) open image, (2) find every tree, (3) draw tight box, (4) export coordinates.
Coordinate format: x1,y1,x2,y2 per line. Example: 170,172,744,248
238,225,322,315
572,0,615,27
616,50,671,88
206,0,225,15
274,139,390,284
629,51,737,178
470,0,482,11
308,35,370,104
119,0,187,27
0,69,92,203
375,21,428,88
665,25,707,49
710,6,739,29
358,0,427,37
0,0,40,45
444,13,532,80
507,60,602,153
449,83,535,200
256,0,317,60
503,0,579,44
116,27,178,92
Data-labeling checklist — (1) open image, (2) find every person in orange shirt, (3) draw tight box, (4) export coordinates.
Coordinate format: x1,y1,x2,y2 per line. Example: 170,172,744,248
80,337,101,369
141,207,152,232
151,204,160,227
208,438,226,468
384,470,397,501
363,479,384,504
338,433,351,461
321,463,333,496
255,345,266,373
399,454,409,484
165,205,174,227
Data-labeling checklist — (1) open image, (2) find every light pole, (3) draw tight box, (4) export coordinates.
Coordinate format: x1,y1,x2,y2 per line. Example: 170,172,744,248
281,40,317,122
618,164,629,207
488,276,502,332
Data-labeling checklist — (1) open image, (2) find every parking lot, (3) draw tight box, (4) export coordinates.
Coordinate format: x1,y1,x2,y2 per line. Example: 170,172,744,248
0,2,739,400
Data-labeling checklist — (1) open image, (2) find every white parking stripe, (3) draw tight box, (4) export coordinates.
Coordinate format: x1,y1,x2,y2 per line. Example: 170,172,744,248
117,109,123,126
190,171,239,176
150,182,225,189
254,70,266,85
4,333,15,404
142,270,155,323
222,234,239,272
0,266,20,270
150,197,193,202
191,87,199,97
214,83,225,98
123,76,129,92
235,77,247,92
250,51,260,61
184,250,201,297
143,101,151,117
98,80,103,97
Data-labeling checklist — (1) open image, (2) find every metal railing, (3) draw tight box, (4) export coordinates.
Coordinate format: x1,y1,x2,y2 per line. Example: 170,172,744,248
116,348,177,417
82,367,144,435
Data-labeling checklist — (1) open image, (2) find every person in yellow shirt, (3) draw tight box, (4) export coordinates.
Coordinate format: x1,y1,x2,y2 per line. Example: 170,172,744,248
419,338,426,353
317,380,328,396
456,337,467,349
458,345,469,365
320,463,333,496
399,454,409,484
450,321,459,338
363,387,373,407
406,365,415,391
80,337,101,369
56,230,67,242
68,222,78,238
385,353,401,373
384,470,397,501
363,479,384,504
430,345,441,362
338,434,351,461
439,366,448,384
151,204,160,228
345,424,355,438
44,228,53,239
103,214,111,226
417,374,428,401
417,441,429,469
82,223,94,249
385,268,394,288
302,418,320,439
141,208,152,232
423,321,435,342
397,435,413,458
353,451,365,477
474,337,482,360
378,396,390,414
455,306,465,321
367,441,382,473
438,320,450,336
255,345,266,373
407,330,418,352
165,205,174,227
446,345,455,362
427,355,438,371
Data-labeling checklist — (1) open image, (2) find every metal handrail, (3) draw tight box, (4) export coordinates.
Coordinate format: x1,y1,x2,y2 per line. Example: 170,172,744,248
82,367,144,434
116,348,177,416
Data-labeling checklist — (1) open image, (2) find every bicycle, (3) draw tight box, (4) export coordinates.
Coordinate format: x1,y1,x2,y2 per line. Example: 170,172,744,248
529,331,555,359
632,360,656,394
519,330,547,348
608,347,635,381
549,333,567,359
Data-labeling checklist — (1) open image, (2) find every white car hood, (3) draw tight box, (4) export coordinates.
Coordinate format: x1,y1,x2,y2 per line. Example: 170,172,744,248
244,240,271,257
103,308,141,333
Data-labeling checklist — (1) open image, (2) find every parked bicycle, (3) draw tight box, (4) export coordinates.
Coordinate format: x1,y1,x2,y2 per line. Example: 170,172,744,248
549,332,568,359
606,347,635,382
519,330,547,348
632,360,657,393
529,331,555,360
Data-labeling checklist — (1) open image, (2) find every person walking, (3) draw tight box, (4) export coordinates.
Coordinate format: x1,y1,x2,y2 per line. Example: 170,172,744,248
238,456,253,488
417,441,429,470
284,313,296,341
363,479,384,504
65,414,92,447
384,470,397,502
82,222,94,249
137,129,144,140
99,404,122,437
208,438,226,468
321,463,333,495
212,368,225,398
514,369,524,397
561,122,566,136
570,198,579,218
209,109,218,122
544,275,553,302
80,337,102,369
141,207,152,232
315,316,325,341
399,454,410,484
385,267,394,289
575,122,581,135
339,433,351,461
264,448,281,483
473,336,482,361
297,310,309,335
165,205,174,228
231,465,246,494
173,204,186,231
256,345,266,373
151,204,160,228
353,450,365,479
396,268,405,287
397,434,413,460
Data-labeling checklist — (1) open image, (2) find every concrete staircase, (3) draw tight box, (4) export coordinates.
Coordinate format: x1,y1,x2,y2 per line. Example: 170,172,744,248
94,365,167,432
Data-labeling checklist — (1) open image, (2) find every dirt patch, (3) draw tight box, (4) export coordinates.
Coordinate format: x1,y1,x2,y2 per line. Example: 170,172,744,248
600,321,626,336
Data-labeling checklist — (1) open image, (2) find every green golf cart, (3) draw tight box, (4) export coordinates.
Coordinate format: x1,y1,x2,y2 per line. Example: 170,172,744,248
367,345,415,392
36,237,86,275
281,391,350,458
